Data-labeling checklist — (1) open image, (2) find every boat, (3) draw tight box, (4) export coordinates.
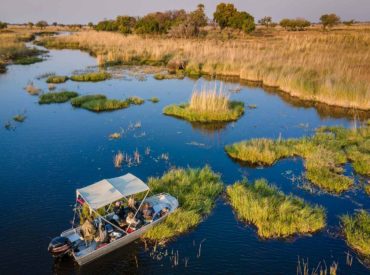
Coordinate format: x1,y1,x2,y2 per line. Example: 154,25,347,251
48,173,178,265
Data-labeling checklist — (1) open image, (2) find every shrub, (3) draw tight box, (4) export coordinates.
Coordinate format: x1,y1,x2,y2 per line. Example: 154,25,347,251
320,14,341,30
280,18,311,31
39,91,78,104
46,75,68,83
227,179,326,238
36,20,48,29
341,211,370,257
70,71,111,82
144,166,223,241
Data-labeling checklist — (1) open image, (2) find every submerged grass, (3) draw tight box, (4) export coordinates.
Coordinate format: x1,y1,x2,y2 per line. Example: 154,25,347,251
164,86,244,123
226,123,370,194
39,91,79,104
144,166,223,242
341,210,370,258
70,71,111,82
46,75,68,83
227,179,326,238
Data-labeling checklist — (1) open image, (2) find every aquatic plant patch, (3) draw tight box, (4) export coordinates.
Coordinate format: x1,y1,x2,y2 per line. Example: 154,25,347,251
70,94,107,107
225,124,370,194
39,91,79,104
14,56,43,65
227,179,326,238
144,166,223,242
70,71,111,82
341,210,370,258
46,75,68,83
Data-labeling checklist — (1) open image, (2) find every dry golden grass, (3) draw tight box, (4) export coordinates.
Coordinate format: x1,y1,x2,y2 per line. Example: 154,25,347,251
41,26,370,109
189,85,229,113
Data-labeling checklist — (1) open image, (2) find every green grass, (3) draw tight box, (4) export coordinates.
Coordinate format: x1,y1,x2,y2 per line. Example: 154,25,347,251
70,94,107,107
70,71,111,82
365,185,370,196
227,179,326,238
46,75,68,83
163,101,244,123
144,166,223,242
225,124,370,194
14,56,43,65
13,114,26,122
148,97,160,103
341,211,370,257
39,91,79,104
80,99,130,112
127,96,145,105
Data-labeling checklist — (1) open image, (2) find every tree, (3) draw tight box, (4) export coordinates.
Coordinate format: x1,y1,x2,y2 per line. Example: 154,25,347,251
320,13,340,30
0,21,7,29
213,3,255,33
52,22,57,27
258,16,272,28
189,4,208,28
28,22,34,29
36,20,48,29
88,22,94,28
116,16,136,34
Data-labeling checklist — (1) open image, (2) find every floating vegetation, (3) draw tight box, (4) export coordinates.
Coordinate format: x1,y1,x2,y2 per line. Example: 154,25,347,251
164,85,244,123
113,151,124,168
13,113,26,122
70,94,107,107
71,94,144,112
109,132,121,139
144,166,223,242
70,71,111,82
148,97,160,103
225,124,370,194
227,179,326,238
14,56,43,65
24,82,40,95
341,210,370,258
46,75,68,83
39,91,79,104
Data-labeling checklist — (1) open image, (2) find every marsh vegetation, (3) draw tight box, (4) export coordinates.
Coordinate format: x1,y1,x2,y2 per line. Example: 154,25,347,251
227,179,326,238
70,71,111,82
46,75,68,83
39,91,78,104
164,85,244,122
226,123,370,194
144,166,223,242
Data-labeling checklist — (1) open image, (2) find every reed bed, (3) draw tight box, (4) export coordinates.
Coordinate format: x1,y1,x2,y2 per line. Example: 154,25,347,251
39,91,79,104
113,151,124,168
164,85,244,122
144,166,223,242
70,94,107,107
226,123,370,194
341,210,370,258
46,75,68,83
39,28,370,109
227,179,326,238
70,71,111,82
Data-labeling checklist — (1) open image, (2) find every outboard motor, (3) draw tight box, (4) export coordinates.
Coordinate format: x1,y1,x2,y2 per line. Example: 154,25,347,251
48,236,72,258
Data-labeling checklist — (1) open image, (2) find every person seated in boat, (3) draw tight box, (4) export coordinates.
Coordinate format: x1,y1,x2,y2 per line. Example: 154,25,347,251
95,222,108,244
113,201,125,219
80,216,97,244
160,207,170,217
127,196,136,212
126,212,141,229
142,202,154,222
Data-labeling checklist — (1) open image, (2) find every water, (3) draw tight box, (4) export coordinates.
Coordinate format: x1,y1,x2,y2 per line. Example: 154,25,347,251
0,42,369,275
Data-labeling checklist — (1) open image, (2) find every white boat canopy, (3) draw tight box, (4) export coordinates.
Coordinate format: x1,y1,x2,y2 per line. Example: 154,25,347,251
76,173,149,210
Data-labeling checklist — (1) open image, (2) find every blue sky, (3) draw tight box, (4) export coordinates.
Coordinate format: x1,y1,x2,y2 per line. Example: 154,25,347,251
1,0,369,24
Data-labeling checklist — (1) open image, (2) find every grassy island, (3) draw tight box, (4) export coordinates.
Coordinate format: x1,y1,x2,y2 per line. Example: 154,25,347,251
39,91,79,104
225,123,370,194
227,179,326,238
341,211,370,258
70,71,111,82
143,166,223,242
46,75,68,83
164,87,244,123
71,94,144,112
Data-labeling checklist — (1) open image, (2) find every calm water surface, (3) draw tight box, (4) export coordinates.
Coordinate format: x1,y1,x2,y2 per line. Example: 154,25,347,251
0,42,369,275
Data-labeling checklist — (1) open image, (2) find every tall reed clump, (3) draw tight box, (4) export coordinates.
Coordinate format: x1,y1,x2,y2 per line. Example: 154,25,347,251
341,210,370,258
114,151,124,168
227,179,326,238
144,166,223,242
39,91,79,104
38,29,370,109
226,124,370,194
164,85,244,122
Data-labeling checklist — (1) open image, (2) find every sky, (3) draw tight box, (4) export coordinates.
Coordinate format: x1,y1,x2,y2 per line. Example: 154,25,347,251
1,0,369,24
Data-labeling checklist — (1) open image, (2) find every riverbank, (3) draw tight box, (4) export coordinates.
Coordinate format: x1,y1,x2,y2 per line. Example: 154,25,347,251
37,26,370,110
